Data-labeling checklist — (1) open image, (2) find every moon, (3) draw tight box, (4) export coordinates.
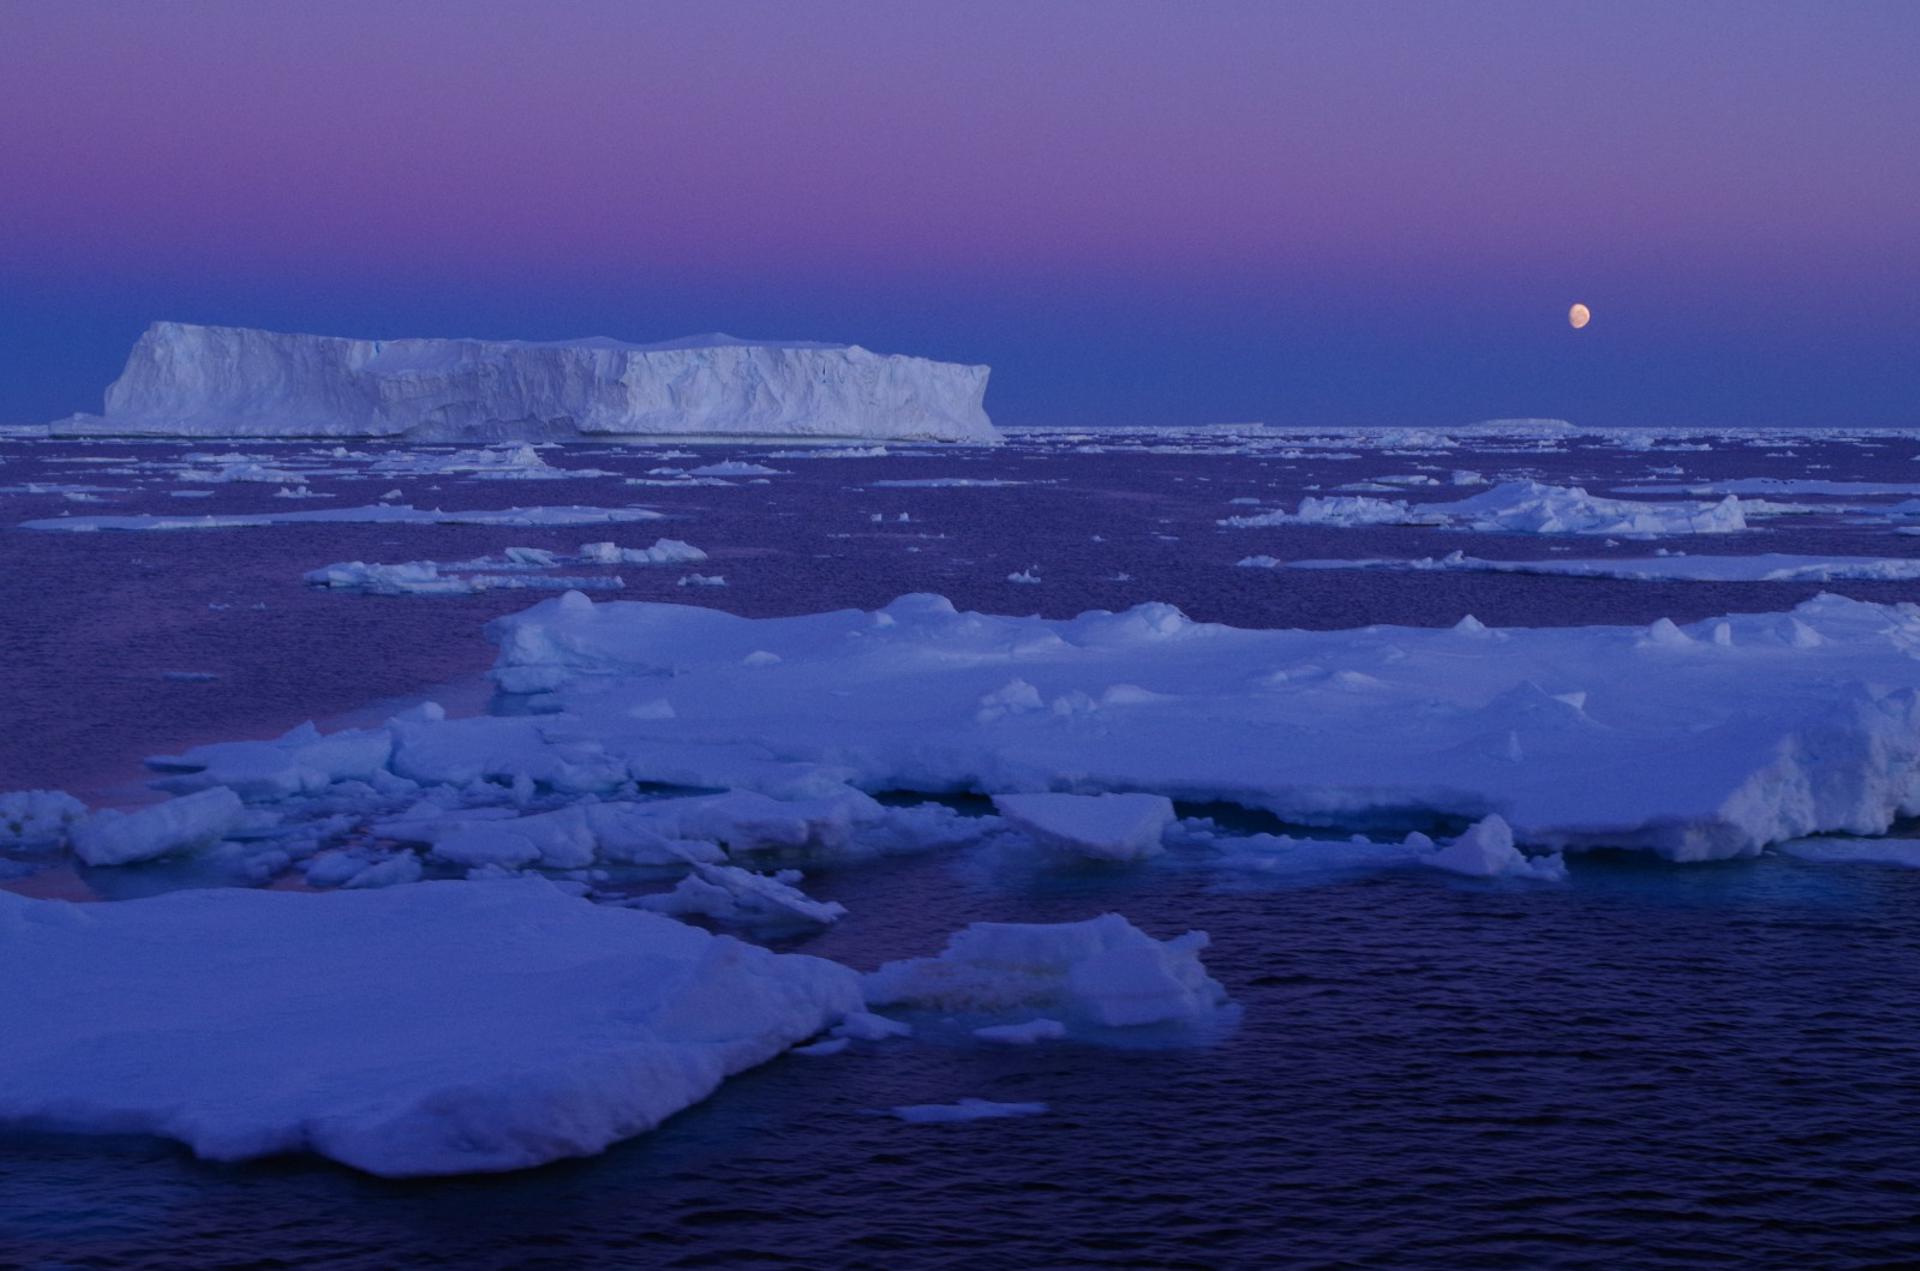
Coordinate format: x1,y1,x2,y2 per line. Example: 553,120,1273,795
1568,302,1591,330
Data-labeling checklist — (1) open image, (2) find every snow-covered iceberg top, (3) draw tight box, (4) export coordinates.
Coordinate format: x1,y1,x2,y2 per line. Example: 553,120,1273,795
51,322,998,444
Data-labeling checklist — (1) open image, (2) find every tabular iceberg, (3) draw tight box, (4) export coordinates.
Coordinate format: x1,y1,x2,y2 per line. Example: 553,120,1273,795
51,322,998,443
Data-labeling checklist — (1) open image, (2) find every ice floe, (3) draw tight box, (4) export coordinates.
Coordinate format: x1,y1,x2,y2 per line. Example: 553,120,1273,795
1422,814,1567,881
23,504,663,532
629,862,847,928
1220,480,1749,536
0,880,862,1175
306,561,626,596
871,477,1034,488
1614,478,1920,497
1776,838,1920,867
70,787,247,866
0,790,88,851
991,792,1175,861
972,1018,1070,1045
865,913,1229,1029
1272,551,1920,583
368,444,612,479
889,1099,1049,1122
578,538,708,565
460,590,1920,859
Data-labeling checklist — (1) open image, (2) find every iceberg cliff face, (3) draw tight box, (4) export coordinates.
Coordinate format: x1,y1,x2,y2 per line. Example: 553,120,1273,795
53,322,997,443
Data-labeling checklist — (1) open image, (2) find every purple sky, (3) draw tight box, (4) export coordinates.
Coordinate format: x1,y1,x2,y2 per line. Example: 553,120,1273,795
3,0,1916,427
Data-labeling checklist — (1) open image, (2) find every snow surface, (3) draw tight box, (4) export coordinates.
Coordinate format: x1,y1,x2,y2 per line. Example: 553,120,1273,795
51,322,997,444
0,880,862,1176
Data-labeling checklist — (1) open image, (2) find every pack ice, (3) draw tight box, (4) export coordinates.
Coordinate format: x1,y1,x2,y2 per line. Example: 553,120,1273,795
49,322,998,444
450,591,1920,860
0,880,862,1176
1221,480,1749,535
1275,551,1920,583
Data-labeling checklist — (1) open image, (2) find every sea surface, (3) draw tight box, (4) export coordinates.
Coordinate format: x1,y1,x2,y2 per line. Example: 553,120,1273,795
4,426,1920,1267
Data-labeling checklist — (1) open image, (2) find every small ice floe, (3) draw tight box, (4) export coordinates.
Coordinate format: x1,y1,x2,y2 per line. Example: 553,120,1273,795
834,1011,915,1042
1421,814,1567,882
1007,566,1042,584
1283,550,1920,583
1613,477,1920,497
306,561,625,596
1777,838,1920,867
991,792,1175,862
309,539,712,596
176,462,307,484
370,444,612,480
973,1018,1069,1045
871,478,1033,488
578,538,707,565
629,862,847,927
69,787,247,866
766,445,889,459
1218,479,1748,536
687,461,782,477
864,913,1230,1030
0,789,88,851
25,504,664,532
889,1099,1049,1123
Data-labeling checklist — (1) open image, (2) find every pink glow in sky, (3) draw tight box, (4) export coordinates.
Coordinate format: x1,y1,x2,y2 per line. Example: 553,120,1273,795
3,0,1917,426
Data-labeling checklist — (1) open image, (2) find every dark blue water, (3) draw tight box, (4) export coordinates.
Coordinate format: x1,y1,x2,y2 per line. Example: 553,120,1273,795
5,428,1920,1268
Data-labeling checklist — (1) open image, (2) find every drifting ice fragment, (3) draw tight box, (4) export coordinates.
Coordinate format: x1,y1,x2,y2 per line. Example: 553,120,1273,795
70,787,245,866
865,913,1229,1029
991,792,1175,861
0,880,862,1176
